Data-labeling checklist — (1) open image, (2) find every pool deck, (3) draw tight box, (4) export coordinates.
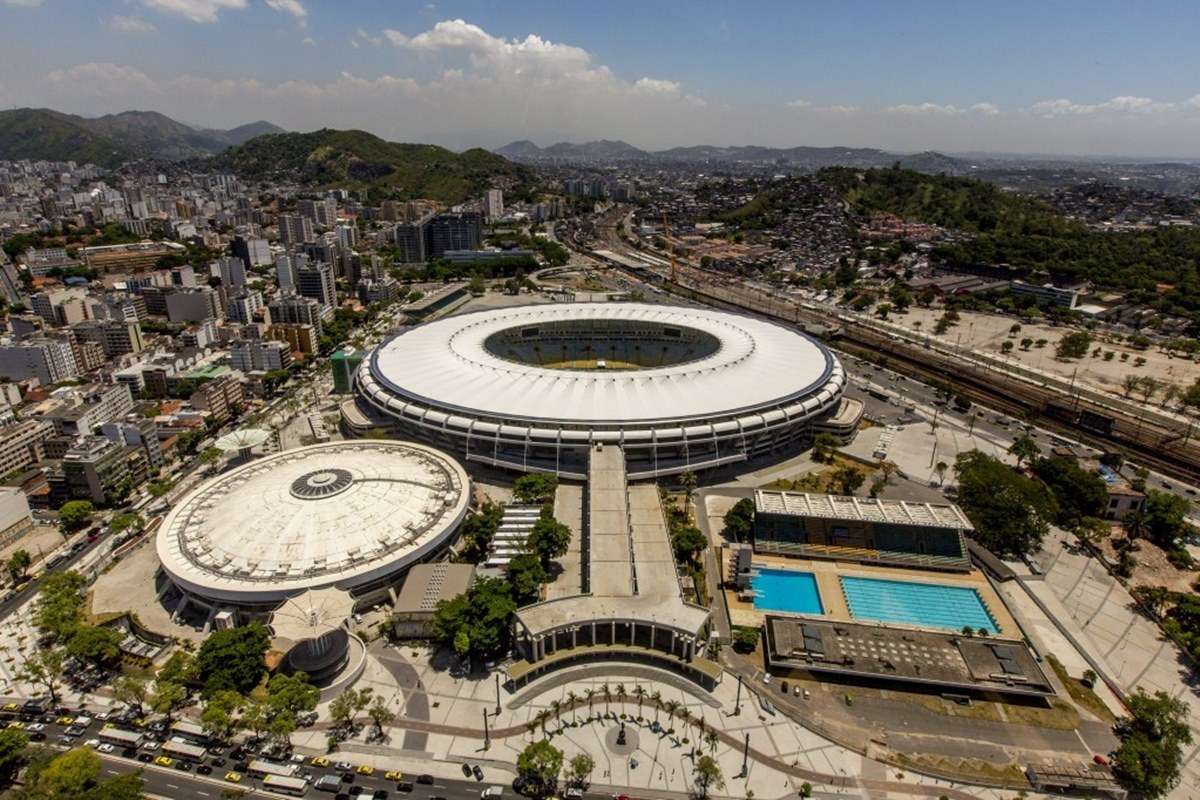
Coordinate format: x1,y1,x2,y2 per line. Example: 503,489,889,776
724,549,1018,636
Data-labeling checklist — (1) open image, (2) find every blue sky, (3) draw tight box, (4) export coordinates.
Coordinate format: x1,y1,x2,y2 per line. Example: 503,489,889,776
3,0,1200,156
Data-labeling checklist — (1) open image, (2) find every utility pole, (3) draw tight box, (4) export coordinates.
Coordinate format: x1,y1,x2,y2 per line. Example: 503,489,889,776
740,732,750,778
733,674,743,716
495,673,501,715
482,708,490,750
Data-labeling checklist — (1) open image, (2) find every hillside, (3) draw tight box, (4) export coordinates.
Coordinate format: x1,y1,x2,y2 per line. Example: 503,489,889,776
213,129,531,202
0,108,285,165
820,167,1200,316
0,109,134,168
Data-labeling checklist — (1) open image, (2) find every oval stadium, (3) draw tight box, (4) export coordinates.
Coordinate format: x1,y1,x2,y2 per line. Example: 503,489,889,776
155,441,470,615
350,303,859,478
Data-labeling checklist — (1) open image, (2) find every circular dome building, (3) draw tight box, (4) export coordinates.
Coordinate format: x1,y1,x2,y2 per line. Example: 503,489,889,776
352,303,855,479
155,441,470,617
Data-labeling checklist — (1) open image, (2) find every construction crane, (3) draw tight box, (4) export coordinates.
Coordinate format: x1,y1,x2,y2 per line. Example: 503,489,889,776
662,213,677,283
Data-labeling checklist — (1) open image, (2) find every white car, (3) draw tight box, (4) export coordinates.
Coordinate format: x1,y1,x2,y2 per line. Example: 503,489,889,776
26,723,45,732
97,743,115,754
84,738,101,749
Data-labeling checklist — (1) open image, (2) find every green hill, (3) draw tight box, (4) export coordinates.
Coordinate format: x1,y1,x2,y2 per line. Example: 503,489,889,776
210,128,531,203
0,109,134,168
0,108,286,165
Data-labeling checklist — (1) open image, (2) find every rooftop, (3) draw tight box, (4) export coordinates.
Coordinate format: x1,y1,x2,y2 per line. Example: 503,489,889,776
755,490,973,530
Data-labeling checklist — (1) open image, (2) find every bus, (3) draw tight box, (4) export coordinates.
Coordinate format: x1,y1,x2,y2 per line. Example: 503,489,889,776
247,759,300,779
168,720,209,743
98,725,143,749
262,774,309,796
162,738,207,762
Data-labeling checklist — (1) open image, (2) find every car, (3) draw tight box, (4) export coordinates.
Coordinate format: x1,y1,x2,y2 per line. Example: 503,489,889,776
97,743,114,754
357,765,374,776
196,765,212,776
312,756,331,767
6,721,23,730
224,771,243,783
210,757,226,768
140,741,159,751
462,764,473,777
1,704,18,713
335,761,354,772
473,765,484,781
84,738,101,748
175,761,192,772
121,748,137,759
26,723,45,732
417,774,434,785
137,753,153,763
27,732,45,742
385,771,404,781
55,716,73,726
374,791,388,799
396,783,413,793
340,772,353,783
154,756,174,767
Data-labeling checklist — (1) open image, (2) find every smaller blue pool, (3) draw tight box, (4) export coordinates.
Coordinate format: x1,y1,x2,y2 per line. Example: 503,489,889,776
751,568,824,615
840,576,998,633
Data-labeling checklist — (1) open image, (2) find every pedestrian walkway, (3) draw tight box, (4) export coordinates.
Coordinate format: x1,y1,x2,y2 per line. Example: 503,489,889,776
1027,529,1200,799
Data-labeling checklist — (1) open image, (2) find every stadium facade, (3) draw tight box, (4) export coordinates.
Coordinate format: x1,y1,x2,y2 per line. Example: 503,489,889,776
349,303,858,478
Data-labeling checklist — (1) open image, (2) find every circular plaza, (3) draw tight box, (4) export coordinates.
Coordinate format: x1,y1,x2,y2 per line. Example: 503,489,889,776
155,440,471,614
353,302,854,478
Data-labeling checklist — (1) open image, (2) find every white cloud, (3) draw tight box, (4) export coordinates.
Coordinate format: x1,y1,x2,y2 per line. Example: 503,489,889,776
633,78,682,95
886,102,965,115
0,0,44,7
301,36,315,46
353,27,384,47
139,0,247,23
1029,95,1177,116
382,28,409,46
110,15,159,34
45,62,162,96
970,102,1000,116
263,0,306,24
785,99,811,109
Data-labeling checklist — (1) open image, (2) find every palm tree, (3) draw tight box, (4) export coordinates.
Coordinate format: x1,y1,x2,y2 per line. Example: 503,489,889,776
602,683,611,714
584,688,596,711
550,699,561,729
526,720,538,739
934,461,948,487
676,706,691,738
615,683,626,703
633,686,646,716
566,690,579,723
651,690,662,723
663,699,679,730
705,730,719,753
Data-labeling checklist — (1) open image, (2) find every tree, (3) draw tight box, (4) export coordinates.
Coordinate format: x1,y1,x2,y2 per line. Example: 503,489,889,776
112,674,150,716
367,695,395,740
516,740,563,796
33,571,87,642
722,498,755,543
430,577,517,665
21,745,145,800
1112,689,1193,799
671,525,707,566
679,470,698,504
200,690,243,741
934,461,949,486
199,447,222,466
1141,490,1191,548
733,626,760,653
327,692,357,733
693,754,724,799
527,507,571,567
507,552,547,606
149,679,187,722
831,464,866,495
19,648,65,703
1032,455,1107,526
195,622,270,695
0,728,28,784
566,753,594,788
1056,331,1092,359
811,432,839,463
156,650,197,686
58,500,94,531
512,473,558,504
5,550,30,582
65,625,124,669
1007,434,1041,468
955,450,1055,557
109,512,144,536
266,671,319,719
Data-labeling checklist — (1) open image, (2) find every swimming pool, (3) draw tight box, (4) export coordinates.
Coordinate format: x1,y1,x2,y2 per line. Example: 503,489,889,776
840,575,998,633
751,568,824,615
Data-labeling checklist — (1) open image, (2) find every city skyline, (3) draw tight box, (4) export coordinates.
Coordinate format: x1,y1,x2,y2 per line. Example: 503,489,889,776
3,0,1200,157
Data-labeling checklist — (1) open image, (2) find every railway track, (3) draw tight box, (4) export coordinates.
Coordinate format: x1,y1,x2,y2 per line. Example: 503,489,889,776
572,223,1200,484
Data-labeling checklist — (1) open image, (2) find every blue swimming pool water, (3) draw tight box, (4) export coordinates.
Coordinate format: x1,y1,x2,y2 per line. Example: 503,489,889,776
751,568,824,615
840,575,998,633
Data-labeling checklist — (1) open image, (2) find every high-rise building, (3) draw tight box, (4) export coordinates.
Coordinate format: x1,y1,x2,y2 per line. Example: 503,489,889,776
484,189,504,222
215,256,247,288
428,212,482,258
330,348,364,394
392,215,431,263
296,261,336,310
231,339,292,373
225,290,266,325
278,214,315,245
0,338,79,385
297,198,337,227
268,294,325,339
275,253,302,292
232,236,272,268
164,287,220,324
73,320,145,358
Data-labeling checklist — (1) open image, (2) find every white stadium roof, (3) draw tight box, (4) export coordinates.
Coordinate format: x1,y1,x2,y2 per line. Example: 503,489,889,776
367,303,834,424
156,441,470,604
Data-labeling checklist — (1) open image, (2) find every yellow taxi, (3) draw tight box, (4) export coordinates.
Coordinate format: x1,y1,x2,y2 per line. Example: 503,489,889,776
5,721,23,730
153,756,174,768
224,771,243,783
55,716,74,726
2,703,19,712
356,764,374,776
384,770,403,781
311,756,330,768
